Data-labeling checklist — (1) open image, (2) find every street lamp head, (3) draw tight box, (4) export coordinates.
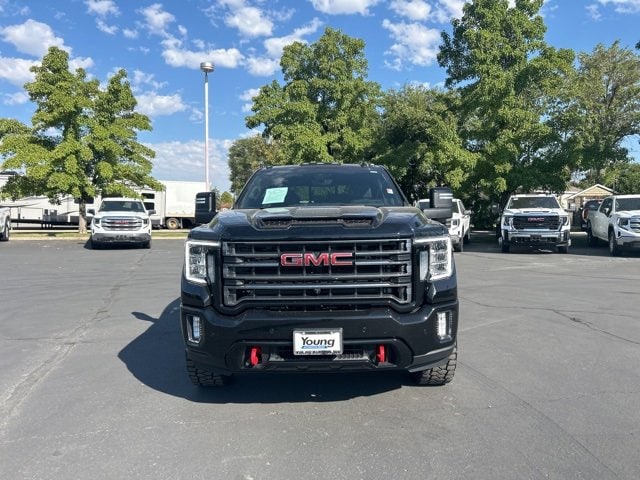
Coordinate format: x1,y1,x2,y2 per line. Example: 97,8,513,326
200,61,215,73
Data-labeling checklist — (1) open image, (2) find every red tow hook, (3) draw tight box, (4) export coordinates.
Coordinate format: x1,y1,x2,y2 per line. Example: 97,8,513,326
376,344,387,364
249,347,262,366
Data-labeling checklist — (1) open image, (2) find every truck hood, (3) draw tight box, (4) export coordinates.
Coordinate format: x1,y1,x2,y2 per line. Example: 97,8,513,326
616,210,640,217
94,211,149,219
504,208,564,215
190,206,447,241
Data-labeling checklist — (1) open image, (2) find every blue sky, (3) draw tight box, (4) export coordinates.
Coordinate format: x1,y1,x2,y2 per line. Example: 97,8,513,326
1,0,639,193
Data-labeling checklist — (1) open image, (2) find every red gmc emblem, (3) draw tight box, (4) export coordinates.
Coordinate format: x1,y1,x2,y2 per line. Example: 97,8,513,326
280,252,353,267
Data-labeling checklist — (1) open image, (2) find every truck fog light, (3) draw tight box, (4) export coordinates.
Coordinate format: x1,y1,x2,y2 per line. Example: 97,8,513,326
437,311,452,340
186,314,202,343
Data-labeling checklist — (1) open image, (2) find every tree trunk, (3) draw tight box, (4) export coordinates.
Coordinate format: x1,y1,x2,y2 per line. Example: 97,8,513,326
78,201,87,234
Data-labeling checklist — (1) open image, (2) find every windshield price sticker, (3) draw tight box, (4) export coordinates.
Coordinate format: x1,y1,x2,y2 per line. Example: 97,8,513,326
293,329,343,355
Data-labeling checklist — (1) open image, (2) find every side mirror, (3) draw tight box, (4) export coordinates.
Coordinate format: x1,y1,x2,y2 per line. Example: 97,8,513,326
195,191,217,225
87,209,95,215
490,204,500,215
464,209,472,215
148,209,156,215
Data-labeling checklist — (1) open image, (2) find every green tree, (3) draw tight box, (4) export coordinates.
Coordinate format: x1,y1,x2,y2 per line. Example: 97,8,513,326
564,42,640,183
0,47,160,233
438,0,575,204
219,191,234,207
246,27,382,164
227,135,284,194
603,161,640,193
373,85,477,201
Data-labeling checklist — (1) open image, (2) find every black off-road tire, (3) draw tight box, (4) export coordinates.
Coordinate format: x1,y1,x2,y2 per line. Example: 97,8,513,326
557,245,568,254
410,345,457,386
186,355,231,387
141,239,151,249
89,237,102,249
501,242,510,253
0,220,9,241
453,241,463,253
608,230,621,257
586,224,598,247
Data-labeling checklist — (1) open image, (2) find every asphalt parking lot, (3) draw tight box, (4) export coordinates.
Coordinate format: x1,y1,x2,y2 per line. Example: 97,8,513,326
1,235,639,480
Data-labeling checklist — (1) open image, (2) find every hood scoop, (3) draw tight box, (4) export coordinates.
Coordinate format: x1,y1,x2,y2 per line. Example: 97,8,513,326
254,206,381,229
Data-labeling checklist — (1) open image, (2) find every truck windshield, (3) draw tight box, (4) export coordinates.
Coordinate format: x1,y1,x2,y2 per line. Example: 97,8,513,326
235,166,406,209
100,200,145,212
616,198,640,211
507,197,560,209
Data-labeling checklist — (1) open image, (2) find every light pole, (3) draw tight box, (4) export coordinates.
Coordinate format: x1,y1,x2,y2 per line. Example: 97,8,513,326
200,61,215,190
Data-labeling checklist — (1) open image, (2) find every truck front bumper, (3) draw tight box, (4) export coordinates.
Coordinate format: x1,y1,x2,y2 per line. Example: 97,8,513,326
502,229,571,247
181,301,458,375
613,230,640,250
91,231,151,244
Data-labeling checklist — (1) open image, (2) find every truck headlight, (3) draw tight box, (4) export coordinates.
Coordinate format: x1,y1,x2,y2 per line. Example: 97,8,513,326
502,215,512,227
185,240,220,284
416,236,453,281
143,218,149,226
617,218,630,229
450,218,460,227
560,216,570,226
92,218,101,226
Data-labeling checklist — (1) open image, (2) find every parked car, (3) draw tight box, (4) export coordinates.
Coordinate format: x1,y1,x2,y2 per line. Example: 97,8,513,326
578,199,602,231
449,198,471,252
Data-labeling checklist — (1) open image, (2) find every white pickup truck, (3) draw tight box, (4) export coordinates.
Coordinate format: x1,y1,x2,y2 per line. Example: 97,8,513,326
0,206,10,241
90,197,153,249
498,194,571,253
586,194,640,256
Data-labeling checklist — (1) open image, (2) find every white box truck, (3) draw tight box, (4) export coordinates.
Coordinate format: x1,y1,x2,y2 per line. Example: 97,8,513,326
142,180,208,229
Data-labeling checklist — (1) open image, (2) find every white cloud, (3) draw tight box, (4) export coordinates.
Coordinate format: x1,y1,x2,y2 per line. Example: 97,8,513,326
0,19,68,57
240,87,260,112
596,0,640,13
161,41,244,69
245,56,281,76
85,0,119,16
147,139,233,192
96,19,118,35
69,56,95,71
309,0,380,15
586,4,602,19
225,4,273,37
244,18,323,76
123,28,139,39
0,56,35,86
389,0,432,21
131,70,167,91
140,3,176,36
381,19,440,70
432,0,466,22
3,91,30,105
136,92,188,116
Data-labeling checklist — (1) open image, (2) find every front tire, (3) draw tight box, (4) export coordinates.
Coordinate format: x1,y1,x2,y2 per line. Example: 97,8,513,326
501,242,510,253
608,230,621,257
186,355,232,387
587,223,598,247
89,237,102,249
410,345,457,386
557,245,568,254
0,220,9,241
463,230,471,245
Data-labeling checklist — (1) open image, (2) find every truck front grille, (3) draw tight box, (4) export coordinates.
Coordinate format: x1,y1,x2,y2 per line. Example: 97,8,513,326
102,216,142,230
512,215,559,230
629,216,640,233
221,239,413,308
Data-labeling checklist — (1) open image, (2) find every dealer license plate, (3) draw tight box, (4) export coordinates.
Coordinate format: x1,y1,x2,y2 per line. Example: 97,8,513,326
293,329,343,356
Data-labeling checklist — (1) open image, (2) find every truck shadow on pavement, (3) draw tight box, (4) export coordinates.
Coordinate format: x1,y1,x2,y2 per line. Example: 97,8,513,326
118,299,406,404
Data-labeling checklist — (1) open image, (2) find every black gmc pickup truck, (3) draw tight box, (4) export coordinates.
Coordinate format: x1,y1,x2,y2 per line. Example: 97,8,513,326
181,163,458,387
